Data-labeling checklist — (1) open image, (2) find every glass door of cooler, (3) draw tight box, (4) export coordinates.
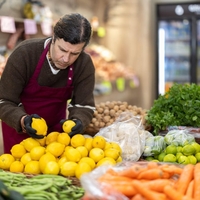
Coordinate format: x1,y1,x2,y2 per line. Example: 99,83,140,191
197,19,200,84
158,20,191,95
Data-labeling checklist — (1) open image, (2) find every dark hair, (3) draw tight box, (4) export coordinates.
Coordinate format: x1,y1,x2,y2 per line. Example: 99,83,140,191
53,13,92,49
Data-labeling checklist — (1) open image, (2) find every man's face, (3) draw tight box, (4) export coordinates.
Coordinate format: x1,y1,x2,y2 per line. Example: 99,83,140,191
50,38,85,69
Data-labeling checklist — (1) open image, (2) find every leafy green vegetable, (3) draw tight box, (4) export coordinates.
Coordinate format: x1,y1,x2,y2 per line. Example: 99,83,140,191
146,83,200,135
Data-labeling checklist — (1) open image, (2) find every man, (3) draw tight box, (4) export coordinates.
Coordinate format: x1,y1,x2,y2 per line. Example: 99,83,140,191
0,13,96,153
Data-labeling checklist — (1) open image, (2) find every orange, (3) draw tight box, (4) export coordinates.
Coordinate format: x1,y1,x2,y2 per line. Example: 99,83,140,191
30,146,46,161
70,134,85,147
10,144,27,159
31,117,48,136
75,162,92,179
20,153,32,165
46,142,65,157
62,120,76,133
84,138,93,151
76,146,88,158
57,133,71,146
89,148,105,163
45,132,59,145
0,154,15,170
39,153,56,173
9,161,24,173
24,160,41,174
43,161,60,175
60,161,78,176
92,136,106,149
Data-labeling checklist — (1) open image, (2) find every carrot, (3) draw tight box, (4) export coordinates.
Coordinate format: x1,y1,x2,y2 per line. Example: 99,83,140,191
98,174,133,182
137,168,166,180
182,196,195,200
132,180,167,200
143,179,173,192
131,194,146,200
176,164,194,195
147,161,159,169
193,162,200,199
164,184,183,200
185,180,194,198
161,164,183,176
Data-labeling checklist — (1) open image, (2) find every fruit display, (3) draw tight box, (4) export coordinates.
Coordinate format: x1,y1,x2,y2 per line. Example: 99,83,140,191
85,100,150,136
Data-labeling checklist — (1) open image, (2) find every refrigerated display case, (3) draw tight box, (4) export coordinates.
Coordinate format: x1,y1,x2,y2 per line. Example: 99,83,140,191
156,2,200,96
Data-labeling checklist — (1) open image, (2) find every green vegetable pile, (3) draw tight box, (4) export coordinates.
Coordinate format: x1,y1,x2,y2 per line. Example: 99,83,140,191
146,83,200,135
0,170,84,200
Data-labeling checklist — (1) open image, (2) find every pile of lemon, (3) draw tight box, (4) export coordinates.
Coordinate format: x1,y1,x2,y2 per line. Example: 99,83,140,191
0,133,122,179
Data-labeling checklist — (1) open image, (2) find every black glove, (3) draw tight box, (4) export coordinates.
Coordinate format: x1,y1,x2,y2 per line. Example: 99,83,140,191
24,114,44,139
60,119,83,137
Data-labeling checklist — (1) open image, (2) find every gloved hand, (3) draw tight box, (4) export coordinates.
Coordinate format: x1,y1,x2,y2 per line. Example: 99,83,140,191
60,119,83,137
24,114,44,139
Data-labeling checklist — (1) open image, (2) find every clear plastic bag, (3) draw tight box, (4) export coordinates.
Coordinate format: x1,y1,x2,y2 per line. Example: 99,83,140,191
96,111,153,161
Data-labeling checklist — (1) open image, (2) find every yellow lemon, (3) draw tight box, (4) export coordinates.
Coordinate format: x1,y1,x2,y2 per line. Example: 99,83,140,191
76,146,88,158
36,137,46,146
20,153,32,165
30,146,46,161
107,142,122,155
39,153,56,173
75,162,92,179
9,160,24,173
57,133,71,146
65,148,82,162
60,161,78,176
116,156,123,163
43,161,60,175
10,144,27,159
0,154,15,170
21,138,41,152
96,157,116,167
104,148,120,160
84,138,93,151
62,120,76,133
46,142,65,157
79,157,96,170
24,160,41,174
92,136,106,149
89,148,105,163
45,132,60,145
57,157,68,167
31,117,48,136
104,142,112,150
70,134,86,147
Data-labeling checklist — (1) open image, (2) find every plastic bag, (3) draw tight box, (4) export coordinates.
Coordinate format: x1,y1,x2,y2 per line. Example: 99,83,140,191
96,111,153,161
164,129,195,146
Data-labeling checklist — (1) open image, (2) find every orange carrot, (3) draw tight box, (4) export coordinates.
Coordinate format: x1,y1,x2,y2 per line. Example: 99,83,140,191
98,174,133,182
132,180,167,200
193,162,200,199
131,194,146,200
176,164,194,195
182,196,195,200
147,161,159,169
161,164,183,176
137,168,166,180
185,180,194,198
143,179,173,192
164,185,183,200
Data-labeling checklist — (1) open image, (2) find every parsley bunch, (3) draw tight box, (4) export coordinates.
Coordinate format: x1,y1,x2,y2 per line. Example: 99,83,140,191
146,83,200,135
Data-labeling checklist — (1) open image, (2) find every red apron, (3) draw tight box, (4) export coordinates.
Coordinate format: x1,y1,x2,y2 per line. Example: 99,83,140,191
2,42,74,153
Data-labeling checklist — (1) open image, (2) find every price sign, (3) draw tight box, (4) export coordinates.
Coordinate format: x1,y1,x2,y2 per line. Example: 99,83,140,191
41,20,52,36
24,19,37,35
0,16,16,33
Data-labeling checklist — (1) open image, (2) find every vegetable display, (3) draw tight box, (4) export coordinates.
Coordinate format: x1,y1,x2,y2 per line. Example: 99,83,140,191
146,83,200,135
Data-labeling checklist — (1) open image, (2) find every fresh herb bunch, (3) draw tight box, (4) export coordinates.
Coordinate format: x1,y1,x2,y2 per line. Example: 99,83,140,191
146,83,200,135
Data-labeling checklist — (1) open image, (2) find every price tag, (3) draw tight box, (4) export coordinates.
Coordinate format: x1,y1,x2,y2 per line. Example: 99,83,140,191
24,19,37,35
0,16,16,33
41,20,52,36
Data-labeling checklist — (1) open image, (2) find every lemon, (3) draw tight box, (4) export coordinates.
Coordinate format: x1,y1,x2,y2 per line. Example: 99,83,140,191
45,132,59,145
158,152,166,162
182,144,196,156
96,157,116,167
9,161,24,173
104,142,112,150
107,142,122,155
20,153,32,165
75,162,92,179
10,144,27,159
57,133,71,146
30,146,46,161
60,161,78,176
43,161,60,175
92,136,106,149
176,152,183,160
89,148,104,163
195,152,200,162
24,160,41,174
191,142,200,154
76,146,88,158
31,117,48,136
46,142,65,157
21,138,41,152
116,156,123,163
84,138,93,151
176,146,183,153
65,148,82,162
0,154,15,170
104,148,120,160
58,157,68,167
79,157,96,170
165,145,177,155
70,134,86,147
163,154,177,163
36,137,46,146
178,155,189,165
62,120,76,133
39,153,56,173
188,155,197,165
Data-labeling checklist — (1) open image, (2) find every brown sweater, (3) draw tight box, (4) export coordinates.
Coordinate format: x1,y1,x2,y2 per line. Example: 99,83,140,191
0,38,95,132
